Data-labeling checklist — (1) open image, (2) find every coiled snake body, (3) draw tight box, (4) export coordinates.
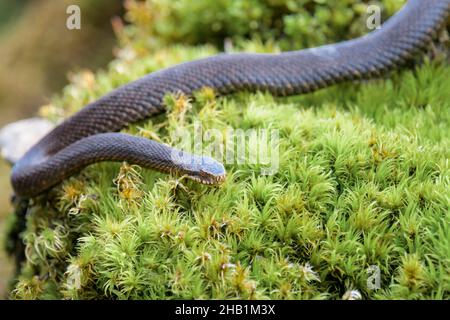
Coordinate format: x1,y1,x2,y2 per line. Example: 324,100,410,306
11,0,450,197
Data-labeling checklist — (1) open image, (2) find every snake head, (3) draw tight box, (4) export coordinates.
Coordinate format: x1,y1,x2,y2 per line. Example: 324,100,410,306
171,150,226,185
187,156,226,185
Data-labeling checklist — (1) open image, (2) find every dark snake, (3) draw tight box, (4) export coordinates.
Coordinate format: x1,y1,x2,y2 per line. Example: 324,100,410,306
11,0,450,198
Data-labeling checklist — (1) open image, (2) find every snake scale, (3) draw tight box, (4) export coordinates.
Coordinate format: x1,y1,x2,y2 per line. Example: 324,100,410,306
11,0,450,198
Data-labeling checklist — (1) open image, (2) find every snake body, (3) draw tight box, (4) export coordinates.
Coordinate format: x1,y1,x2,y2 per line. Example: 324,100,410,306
11,0,450,197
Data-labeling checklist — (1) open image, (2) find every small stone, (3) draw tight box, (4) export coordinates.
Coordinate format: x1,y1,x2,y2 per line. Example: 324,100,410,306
0,117,55,164
342,289,363,300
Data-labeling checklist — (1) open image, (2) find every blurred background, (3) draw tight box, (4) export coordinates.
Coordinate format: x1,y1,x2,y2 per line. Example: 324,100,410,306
0,0,124,297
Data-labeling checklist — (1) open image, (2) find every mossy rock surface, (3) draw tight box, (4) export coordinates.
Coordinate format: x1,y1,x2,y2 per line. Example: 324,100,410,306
6,0,450,299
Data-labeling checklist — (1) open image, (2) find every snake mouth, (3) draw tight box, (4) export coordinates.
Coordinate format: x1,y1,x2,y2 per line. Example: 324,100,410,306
187,173,226,185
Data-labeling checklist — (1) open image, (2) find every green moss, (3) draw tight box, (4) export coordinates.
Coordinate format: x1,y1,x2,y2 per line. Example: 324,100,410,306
6,1,450,300
120,0,406,52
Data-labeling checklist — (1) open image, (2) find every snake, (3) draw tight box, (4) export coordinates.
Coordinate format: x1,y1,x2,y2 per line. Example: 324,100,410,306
10,0,450,198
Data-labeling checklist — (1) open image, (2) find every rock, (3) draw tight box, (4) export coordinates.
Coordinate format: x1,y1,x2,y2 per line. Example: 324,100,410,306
0,118,55,164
